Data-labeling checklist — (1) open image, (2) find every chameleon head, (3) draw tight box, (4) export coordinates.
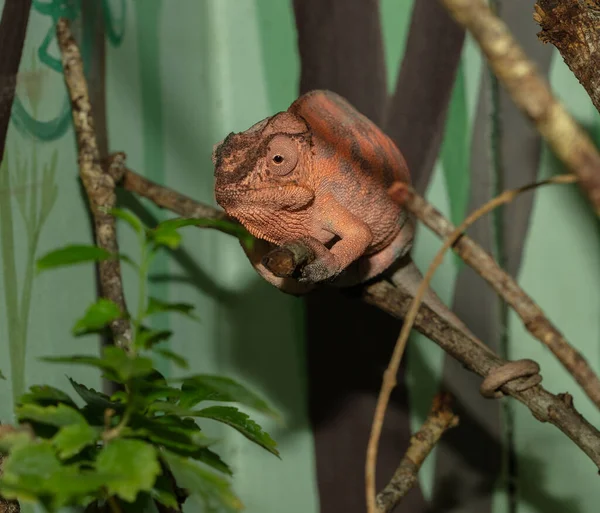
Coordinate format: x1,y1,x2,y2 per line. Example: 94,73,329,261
213,111,316,244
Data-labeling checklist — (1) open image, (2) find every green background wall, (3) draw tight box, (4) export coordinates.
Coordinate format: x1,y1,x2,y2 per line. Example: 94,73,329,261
1,1,599,512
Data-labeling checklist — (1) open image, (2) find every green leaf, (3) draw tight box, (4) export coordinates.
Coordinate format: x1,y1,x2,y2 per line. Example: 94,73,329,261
150,474,180,509
43,347,154,383
162,451,243,513
192,448,232,476
68,377,120,412
179,375,277,417
96,439,161,502
72,298,123,335
19,385,77,408
1,462,114,511
156,217,251,243
36,244,112,271
146,296,198,320
151,227,182,249
109,207,145,234
127,414,214,456
52,423,100,459
195,406,279,457
16,403,86,427
3,441,61,481
135,327,173,349
0,368,5,379
154,349,189,369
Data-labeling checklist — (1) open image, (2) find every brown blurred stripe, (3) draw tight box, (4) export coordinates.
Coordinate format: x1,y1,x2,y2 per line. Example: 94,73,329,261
293,0,430,511
0,0,32,162
383,0,465,195
293,0,387,125
432,3,554,512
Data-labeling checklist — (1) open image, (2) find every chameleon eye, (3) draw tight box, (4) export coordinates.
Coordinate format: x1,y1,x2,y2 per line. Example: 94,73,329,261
266,135,299,176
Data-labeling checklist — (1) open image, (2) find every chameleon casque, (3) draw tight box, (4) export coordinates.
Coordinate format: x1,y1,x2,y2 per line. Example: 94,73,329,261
212,90,543,396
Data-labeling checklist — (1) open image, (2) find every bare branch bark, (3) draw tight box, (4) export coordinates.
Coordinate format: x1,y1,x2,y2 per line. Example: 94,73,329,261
439,0,600,215
376,393,459,513
118,169,600,472
56,18,131,348
534,0,600,116
389,179,600,410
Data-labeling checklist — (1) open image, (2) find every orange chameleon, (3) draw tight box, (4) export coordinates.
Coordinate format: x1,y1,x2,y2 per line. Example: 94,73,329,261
213,89,414,294
212,89,542,398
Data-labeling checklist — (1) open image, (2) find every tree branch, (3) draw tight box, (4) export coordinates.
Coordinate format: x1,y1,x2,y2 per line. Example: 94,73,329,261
534,0,600,116
438,0,600,216
56,19,131,348
389,178,600,410
376,393,459,513
118,168,600,472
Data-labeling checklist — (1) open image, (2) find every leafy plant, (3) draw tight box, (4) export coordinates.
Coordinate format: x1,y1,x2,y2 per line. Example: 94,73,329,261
0,211,276,512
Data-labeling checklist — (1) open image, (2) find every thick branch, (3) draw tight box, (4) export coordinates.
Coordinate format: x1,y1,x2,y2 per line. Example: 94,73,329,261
438,0,600,215
376,393,458,512
389,181,600,410
56,19,131,347
118,169,600,471
535,0,600,116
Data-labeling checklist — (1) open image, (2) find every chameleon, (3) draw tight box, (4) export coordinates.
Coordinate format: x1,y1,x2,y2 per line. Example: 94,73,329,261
212,89,542,397
213,89,413,294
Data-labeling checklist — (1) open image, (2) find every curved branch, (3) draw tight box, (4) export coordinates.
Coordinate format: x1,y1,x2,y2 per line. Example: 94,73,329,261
439,0,600,215
119,168,600,473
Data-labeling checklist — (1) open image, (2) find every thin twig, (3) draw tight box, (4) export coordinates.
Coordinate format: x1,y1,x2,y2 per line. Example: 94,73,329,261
438,0,600,215
117,170,600,475
56,18,131,348
391,175,600,409
365,174,578,513
375,393,458,513
121,168,227,222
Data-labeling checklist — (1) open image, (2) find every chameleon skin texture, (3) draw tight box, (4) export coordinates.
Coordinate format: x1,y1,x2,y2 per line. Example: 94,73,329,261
213,90,414,292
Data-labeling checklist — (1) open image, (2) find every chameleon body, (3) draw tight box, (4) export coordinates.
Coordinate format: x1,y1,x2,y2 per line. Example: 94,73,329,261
212,89,542,397
213,90,414,293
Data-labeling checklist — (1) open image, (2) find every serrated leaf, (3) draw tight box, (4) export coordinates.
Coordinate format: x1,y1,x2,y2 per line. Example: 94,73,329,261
16,403,86,427
43,347,154,383
127,414,214,455
193,448,232,476
179,375,277,417
36,245,112,271
150,474,180,509
135,327,173,349
154,349,189,369
2,463,115,511
162,451,242,513
68,377,120,412
19,385,77,408
109,207,145,234
196,406,279,457
146,296,198,320
52,423,100,459
72,298,123,335
96,439,161,502
3,441,61,480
